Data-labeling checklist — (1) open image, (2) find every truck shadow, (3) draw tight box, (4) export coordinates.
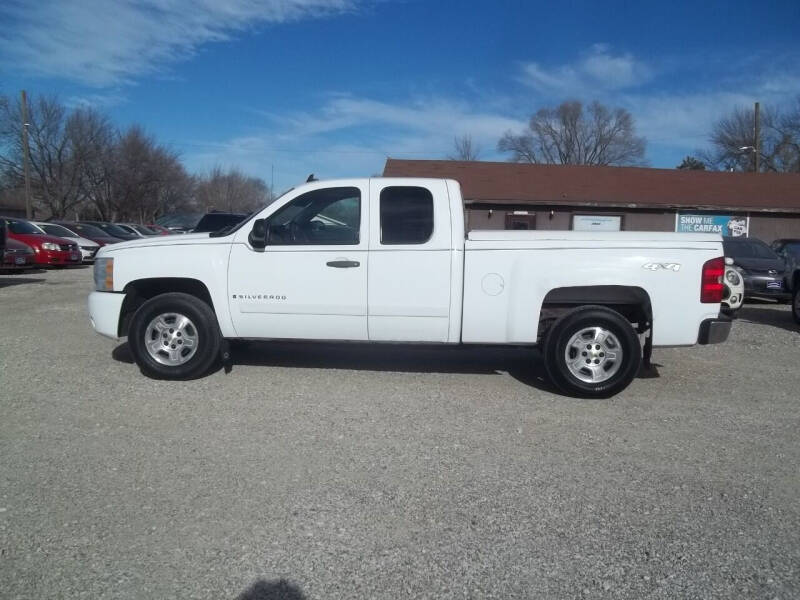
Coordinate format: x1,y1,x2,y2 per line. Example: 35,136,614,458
113,340,657,395
236,578,306,600
0,275,46,288
112,339,560,393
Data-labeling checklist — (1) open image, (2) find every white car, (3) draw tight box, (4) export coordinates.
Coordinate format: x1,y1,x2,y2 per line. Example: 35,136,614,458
721,257,745,314
34,222,100,262
88,177,731,397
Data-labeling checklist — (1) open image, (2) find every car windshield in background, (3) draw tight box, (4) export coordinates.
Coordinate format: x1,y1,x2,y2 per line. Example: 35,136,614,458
96,223,134,237
156,213,202,229
65,223,107,238
40,224,77,238
781,242,800,257
6,219,42,234
723,240,779,260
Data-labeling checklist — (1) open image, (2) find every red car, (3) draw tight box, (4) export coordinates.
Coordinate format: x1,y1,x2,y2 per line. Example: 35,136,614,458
2,238,36,272
145,223,173,235
2,217,81,267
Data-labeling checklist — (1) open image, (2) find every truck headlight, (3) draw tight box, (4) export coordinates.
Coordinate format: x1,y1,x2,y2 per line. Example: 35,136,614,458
41,242,60,251
93,257,114,291
725,270,741,285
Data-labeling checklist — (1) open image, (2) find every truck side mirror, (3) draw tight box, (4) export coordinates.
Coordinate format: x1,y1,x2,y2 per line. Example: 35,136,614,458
249,219,267,250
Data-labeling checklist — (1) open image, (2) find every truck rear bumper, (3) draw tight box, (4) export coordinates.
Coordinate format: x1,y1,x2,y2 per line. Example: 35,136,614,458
88,291,125,340
698,315,732,345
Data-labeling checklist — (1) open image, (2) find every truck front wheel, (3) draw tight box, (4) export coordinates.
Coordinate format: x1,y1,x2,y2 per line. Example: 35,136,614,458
543,305,641,398
128,292,221,380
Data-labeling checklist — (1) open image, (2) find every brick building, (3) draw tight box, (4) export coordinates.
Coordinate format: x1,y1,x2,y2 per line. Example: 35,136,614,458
383,159,800,242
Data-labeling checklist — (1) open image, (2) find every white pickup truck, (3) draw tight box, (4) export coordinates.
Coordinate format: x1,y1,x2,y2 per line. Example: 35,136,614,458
88,178,730,397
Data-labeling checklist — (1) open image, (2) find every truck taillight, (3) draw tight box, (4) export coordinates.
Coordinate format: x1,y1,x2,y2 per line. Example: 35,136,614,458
701,257,725,303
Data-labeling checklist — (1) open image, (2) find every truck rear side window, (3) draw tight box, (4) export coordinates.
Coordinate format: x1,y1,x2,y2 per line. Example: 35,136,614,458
380,186,434,245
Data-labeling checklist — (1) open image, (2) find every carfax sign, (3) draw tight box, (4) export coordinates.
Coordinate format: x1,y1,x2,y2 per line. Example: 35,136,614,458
676,214,749,237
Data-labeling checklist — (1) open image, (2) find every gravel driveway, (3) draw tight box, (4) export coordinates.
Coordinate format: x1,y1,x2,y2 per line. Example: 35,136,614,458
1,267,799,599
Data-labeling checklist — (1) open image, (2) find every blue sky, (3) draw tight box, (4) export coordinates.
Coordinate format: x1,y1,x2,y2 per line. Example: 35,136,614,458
1,0,799,191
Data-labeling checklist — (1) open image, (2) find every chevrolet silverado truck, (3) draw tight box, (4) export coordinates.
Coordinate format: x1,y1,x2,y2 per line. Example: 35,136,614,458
88,178,730,397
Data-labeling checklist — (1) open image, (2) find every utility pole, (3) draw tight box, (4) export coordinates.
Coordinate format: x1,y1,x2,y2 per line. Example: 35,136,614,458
20,90,33,218
753,101,760,173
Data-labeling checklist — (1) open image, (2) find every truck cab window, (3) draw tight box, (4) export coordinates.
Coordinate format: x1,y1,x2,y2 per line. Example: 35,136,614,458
380,186,434,245
267,187,360,245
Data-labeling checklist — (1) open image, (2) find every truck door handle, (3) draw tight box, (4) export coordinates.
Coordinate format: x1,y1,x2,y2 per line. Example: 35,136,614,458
326,260,360,268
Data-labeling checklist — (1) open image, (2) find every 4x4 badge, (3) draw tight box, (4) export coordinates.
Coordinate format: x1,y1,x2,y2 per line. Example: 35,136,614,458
642,262,681,272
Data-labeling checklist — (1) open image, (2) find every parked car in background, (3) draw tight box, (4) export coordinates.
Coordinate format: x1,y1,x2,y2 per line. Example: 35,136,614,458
721,257,744,315
192,211,248,233
1,238,36,272
34,222,99,262
772,239,800,324
116,223,162,237
54,222,123,247
79,221,139,241
722,237,789,302
1,217,81,267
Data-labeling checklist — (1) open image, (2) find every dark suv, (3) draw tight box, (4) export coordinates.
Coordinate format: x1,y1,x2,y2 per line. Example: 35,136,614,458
192,212,248,233
771,238,800,323
722,237,789,303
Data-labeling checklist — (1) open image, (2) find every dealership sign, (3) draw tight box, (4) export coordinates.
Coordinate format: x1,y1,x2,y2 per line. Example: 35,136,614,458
676,214,749,237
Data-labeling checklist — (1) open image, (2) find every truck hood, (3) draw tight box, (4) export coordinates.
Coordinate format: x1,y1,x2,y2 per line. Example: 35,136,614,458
99,232,231,255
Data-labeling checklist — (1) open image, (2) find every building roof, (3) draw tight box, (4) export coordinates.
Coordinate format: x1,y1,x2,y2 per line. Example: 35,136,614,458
383,159,800,213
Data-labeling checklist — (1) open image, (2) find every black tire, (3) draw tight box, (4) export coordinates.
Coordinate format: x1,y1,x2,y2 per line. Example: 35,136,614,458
128,292,221,380
793,286,800,325
543,305,642,398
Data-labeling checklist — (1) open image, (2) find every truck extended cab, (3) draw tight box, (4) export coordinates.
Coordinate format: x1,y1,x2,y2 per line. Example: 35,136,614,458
88,178,730,397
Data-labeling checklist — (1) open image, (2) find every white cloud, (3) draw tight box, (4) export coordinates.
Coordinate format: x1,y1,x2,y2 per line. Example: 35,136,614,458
182,94,527,188
0,0,358,86
65,92,128,109
519,44,652,96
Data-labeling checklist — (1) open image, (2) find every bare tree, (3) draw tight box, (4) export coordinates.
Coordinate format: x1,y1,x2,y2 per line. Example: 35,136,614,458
498,100,646,166
195,167,271,213
676,156,706,170
448,134,481,161
704,101,800,172
0,94,87,217
777,97,800,172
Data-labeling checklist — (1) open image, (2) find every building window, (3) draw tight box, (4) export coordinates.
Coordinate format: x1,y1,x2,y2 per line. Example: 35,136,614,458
572,214,622,231
505,213,536,230
380,186,434,244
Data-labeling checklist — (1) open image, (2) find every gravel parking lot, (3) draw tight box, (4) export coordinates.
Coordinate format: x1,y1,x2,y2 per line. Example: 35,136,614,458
1,267,799,599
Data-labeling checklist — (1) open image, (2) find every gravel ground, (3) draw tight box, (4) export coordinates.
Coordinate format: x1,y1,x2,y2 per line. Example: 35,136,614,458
1,267,799,599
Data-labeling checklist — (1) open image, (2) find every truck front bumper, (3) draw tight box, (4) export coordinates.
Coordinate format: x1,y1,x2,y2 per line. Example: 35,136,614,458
88,291,125,340
698,314,732,345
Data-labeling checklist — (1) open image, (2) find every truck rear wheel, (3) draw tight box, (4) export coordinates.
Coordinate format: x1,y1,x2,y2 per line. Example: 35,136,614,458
543,305,641,398
793,287,800,325
128,292,221,380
